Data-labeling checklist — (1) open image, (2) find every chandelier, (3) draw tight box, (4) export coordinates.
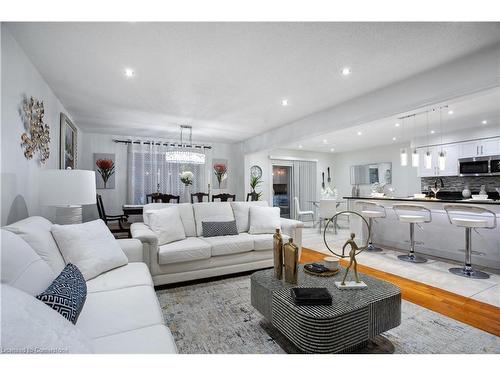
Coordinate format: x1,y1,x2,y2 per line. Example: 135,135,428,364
165,125,206,165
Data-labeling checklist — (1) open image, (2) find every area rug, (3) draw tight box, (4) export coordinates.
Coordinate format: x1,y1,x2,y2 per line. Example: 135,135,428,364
156,275,500,354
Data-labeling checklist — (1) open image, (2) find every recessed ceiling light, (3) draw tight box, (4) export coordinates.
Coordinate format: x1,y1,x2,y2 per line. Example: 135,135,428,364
281,99,289,106
448,110,454,115
430,130,435,134
341,67,351,76
482,120,488,125
124,68,135,77
322,139,328,144
392,137,397,141
357,131,362,136
330,148,335,152
298,144,303,149
395,123,400,127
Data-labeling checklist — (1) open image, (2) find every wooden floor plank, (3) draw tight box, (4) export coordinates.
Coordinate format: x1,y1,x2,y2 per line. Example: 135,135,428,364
300,247,500,337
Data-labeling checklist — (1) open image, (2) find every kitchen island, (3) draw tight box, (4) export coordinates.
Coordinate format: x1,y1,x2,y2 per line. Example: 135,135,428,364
344,196,500,270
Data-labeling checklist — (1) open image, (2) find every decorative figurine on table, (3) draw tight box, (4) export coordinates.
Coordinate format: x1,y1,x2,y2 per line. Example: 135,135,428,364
322,210,370,289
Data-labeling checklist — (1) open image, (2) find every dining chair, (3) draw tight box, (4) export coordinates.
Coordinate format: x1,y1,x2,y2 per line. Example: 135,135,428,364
96,194,130,238
146,193,163,203
191,192,209,203
160,194,180,203
293,197,315,226
318,199,337,234
212,193,236,202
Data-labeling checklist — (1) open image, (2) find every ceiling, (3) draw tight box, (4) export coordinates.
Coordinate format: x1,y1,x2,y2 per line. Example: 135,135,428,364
283,86,500,153
6,22,500,143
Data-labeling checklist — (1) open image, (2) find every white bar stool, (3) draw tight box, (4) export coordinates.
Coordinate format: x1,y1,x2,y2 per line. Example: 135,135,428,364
355,201,386,252
443,204,497,279
393,204,432,263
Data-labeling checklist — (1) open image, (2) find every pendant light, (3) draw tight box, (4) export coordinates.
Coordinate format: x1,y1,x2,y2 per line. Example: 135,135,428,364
438,107,446,171
400,117,408,166
424,111,432,169
411,114,419,167
165,125,206,165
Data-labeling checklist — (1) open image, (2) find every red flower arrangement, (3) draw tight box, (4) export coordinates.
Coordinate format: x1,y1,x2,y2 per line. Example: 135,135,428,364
96,159,115,188
213,163,227,188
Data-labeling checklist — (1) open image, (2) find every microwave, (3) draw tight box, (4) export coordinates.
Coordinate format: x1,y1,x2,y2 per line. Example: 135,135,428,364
459,156,500,176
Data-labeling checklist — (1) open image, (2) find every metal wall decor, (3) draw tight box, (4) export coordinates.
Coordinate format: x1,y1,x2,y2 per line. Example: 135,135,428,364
21,97,50,163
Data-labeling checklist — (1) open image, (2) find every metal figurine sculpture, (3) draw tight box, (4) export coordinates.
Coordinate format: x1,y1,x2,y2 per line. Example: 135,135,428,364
323,210,370,289
341,233,361,285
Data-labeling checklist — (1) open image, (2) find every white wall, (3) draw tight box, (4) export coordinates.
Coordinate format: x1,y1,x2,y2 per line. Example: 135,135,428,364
1,25,82,225
332,141,421,198
244,148,336,204
80,132,245,220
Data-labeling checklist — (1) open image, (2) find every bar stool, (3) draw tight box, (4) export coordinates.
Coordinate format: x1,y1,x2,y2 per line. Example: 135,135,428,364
393,204,432,263
443,204,497,279
355,201,386,252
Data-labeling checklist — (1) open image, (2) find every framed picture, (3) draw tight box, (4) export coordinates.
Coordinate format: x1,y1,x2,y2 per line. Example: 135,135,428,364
94,153,116,189
212,158,228,189
59,113,77,169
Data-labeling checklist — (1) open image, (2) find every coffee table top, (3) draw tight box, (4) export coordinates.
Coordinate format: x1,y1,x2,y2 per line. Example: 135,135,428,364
251,265,401,319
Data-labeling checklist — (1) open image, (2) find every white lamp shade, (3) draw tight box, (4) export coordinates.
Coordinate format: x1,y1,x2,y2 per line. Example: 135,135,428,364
40,170,96,206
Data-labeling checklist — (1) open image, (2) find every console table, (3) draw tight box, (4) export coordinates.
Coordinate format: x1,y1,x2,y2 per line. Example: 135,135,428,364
122,205,144,216
250,266,401,353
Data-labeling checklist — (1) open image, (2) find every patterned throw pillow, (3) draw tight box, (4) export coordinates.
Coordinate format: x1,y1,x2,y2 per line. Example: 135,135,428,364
36,263,87,324
202,220,238,237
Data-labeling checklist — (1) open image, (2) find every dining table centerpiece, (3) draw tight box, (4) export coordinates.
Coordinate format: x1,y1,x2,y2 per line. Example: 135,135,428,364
179,170,194,203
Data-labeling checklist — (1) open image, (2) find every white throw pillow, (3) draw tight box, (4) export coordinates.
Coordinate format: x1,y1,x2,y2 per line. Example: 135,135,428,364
249,206,281,234
51,219,128,281
3,216,66,274
1,284,93,354
230,201,268,233
145,207,186,245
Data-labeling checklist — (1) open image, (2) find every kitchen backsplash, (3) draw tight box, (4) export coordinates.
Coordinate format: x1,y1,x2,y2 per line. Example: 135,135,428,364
421,176,500,192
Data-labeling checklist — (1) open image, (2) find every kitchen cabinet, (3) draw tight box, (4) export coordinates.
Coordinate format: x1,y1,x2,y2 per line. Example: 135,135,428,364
417,144,459,177
459,138,500,158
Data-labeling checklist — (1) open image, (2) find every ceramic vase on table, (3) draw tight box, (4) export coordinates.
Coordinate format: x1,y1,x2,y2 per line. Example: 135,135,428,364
183,185,191,203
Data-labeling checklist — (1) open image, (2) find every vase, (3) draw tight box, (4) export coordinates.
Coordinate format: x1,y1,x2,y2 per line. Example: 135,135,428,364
273,229,283,280
462,185,471,199
183,185,191,203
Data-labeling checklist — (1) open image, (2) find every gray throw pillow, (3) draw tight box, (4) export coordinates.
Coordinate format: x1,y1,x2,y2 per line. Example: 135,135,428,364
202,220,238,237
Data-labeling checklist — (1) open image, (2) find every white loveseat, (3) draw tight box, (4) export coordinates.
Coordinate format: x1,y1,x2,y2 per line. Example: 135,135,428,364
1,216,177,354
131,201,304,286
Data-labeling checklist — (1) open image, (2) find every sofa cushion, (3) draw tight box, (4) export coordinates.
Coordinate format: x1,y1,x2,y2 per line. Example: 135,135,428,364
76,285,163,339
51,219,128,281
145,206,186,245
202,220,238,237
203,234,254,257
86,263,153,293
36,263,87,324
193,202,234,236
1,229,55,296
158,237,211,265
249,206,281,234
230,201,268,233
91,324,177,354
143,202,196,237
1,284,93,354
245,233,290,251
3,216,66,273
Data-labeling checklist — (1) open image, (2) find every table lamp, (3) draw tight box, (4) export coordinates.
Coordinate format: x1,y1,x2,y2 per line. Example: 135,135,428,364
40,169,96,224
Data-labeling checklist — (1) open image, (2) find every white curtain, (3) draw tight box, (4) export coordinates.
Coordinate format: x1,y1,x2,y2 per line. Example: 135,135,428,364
127,141,211,204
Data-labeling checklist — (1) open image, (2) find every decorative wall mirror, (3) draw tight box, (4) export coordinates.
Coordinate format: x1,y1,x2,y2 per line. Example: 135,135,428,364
350,162,392,185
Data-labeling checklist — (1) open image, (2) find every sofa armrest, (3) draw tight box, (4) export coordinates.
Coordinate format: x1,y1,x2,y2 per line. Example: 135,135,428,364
280,218,303,252
116,238,144,263
130,222,159,269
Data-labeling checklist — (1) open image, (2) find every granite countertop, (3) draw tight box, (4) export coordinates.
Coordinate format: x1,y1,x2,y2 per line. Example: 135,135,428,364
343,196,500,205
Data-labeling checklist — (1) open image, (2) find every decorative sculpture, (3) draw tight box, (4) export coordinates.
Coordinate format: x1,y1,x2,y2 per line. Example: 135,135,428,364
21,97,50,164
323,210,370,289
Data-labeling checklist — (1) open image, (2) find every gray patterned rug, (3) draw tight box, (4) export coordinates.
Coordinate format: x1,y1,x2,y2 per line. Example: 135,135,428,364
156,275,500,354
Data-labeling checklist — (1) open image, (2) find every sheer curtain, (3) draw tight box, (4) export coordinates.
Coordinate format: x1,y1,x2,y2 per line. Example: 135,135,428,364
127,141,210,204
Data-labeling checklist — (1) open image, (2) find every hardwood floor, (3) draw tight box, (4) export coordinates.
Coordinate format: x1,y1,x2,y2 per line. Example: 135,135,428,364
300,247,500,337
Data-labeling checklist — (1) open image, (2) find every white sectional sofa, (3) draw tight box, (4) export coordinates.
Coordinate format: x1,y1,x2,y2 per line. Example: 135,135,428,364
131,201,304,286
1,216,177,354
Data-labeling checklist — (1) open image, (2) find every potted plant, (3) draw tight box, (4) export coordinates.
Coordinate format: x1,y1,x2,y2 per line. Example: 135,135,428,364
249,175,262,200
95,158,115,188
